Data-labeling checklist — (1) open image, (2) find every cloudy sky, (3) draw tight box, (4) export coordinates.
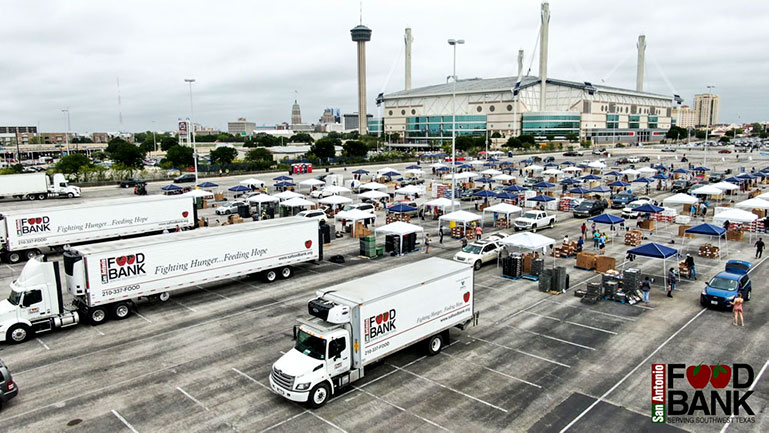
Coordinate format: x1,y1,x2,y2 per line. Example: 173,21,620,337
2,0,767,133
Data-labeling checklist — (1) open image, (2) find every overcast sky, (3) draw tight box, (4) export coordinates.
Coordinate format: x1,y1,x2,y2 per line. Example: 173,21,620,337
2,0,767,133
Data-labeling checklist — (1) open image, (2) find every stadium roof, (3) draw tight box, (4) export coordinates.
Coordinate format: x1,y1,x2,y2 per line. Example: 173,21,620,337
384,76,672,101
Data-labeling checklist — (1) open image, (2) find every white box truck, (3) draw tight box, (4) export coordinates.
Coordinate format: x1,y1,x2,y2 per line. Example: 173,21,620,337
269,257,478,408
0,195,197,263
0,217,321,344
0,173,80,201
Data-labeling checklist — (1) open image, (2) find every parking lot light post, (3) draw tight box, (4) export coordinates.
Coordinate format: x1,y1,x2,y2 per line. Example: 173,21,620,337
448,38,464,211
184,78,198,185
61,108,71,155
703,85,714,168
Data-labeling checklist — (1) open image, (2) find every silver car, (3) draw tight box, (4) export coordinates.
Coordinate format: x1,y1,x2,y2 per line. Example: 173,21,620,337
0,359,18,410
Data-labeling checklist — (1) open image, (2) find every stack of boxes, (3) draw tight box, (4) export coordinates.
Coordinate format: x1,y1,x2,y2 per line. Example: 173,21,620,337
624,230,643,246
726,230,744,241
495,218,508,229
581,282,602,304
386,214,412,224
551,241,579,258
595,256,616,273
576,252,597,270
451,226,465,239
698,243,720,259
360,235,377,258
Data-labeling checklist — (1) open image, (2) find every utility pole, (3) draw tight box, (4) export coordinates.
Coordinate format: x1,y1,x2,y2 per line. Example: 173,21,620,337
184,78,198,184
61,108,71,155
703,85,715,168
448,38,464,211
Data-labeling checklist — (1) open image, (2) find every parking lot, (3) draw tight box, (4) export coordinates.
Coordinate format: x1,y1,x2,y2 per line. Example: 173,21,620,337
0,145,767,432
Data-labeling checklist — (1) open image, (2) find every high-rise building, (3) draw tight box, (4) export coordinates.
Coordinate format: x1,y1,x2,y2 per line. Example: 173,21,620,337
291,100,302,125
227,117,256,136
694,93,720,127
672,105,696,128
319,108,335,124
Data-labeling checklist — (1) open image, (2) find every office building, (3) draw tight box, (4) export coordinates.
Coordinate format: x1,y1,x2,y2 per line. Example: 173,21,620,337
672,105,696,128
228,118,256,136
694,93,720,127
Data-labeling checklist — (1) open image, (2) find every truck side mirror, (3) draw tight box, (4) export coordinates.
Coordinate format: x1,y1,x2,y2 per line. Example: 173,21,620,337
292,325,298,340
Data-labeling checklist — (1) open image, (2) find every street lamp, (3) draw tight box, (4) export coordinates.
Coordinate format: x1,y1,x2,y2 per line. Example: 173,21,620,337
448,38,464,211
152,120,157,154
61,108,71,155
184,78,198,184
703,85,715,167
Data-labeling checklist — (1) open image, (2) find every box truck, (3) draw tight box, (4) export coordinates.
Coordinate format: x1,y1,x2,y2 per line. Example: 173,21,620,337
0,195,197,263
0,217,321,344
269,257,478,408
0,173,80,201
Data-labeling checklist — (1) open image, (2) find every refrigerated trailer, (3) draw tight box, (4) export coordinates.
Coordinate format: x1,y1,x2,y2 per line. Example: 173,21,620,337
0,217,321,344
0,195,197,263
0,173,80,201
269,257,478,408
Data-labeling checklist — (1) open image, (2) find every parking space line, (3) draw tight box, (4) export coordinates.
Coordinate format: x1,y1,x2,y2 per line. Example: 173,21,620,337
475,282,506,291
93,327,105,336
357,355,427,389
472,336,571,368
176,386,209,411
522,311,618,335
197,285,232,300
504,325,596,350
493,298,549,325
35,337,50,350
306,411,348,432
389,364,509,413
171,299,197,312
440,352,542,389
560,308,707,432
720,359,769,433
543,299,637,322
134,312,152,323
111,409,139,433
259,410,309,433
232,367,271,391
351,385,451,431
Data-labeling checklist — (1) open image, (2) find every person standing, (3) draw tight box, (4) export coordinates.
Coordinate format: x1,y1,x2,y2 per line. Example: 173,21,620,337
666,267,676,297
581,222,587,239
599,233,606,255
424,234,431,254
563,234,570,245
681,253,694,279
475,225,483,240
723,219,731,232
576,236,584,252
640,276,651,304
593,231,600,250
439,226,444,244
755,238,765,259
730,292,744,326
474,198,479,211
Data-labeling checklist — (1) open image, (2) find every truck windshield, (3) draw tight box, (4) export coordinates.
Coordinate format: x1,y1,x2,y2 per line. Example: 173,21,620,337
7,290,21,306
295,329,326,360
522,212,539,219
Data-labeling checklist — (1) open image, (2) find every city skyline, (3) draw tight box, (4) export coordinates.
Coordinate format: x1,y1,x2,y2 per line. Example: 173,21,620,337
1,0,767,133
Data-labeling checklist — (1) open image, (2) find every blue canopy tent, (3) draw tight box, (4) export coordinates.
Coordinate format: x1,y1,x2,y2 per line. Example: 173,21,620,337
387,203,418,214
545,162,559,167
653,164,668,171
495,192,519,200
569,187,591,196
581,174,601,181
505,185,528,192
605,171,623,177
273,175,293,181
589,186,612,194
608,180,631,188
532,181,555,189
635,203,664,213
724,176,744,183
197,181,218,188
161,184,183,191
693,167,710,172
274,181,296,188
673,168,690,174
560,178,580,185
589,213,625,225
483,162,497,167
405,165,421,170
626,242,679,288
457,164,473,169
436,166,451,172
562,161,575,166
633,177,654,183
352,169,370,175
381,171,400,178
476,177,495,184
528,195,555,209
683,223,728,260
473,190,497,197
652,174,669,180
229,185,251,192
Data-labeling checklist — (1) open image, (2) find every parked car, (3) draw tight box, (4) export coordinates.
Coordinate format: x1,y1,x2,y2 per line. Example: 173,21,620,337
309,189,335,199
616,157,630,164
671,179,694,193
563,151,583,157
701,261,752,308
627,156,640,163
118,178,146,188
174,173,196,183
453,238,504,270
215,201,247,215
296,209,328,223
592,148,607,155
0,359,18,410
544,156,556,163
709,172,726,183
514,210,556,232
610,192,638,209
718,149,732,154
639,156,650,162
573,199,607,218
661,146,676,152
621,199,651,219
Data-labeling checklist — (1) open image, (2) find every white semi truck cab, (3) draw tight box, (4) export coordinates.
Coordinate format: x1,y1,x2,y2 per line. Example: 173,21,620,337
48,173,81,198
270,258,477,408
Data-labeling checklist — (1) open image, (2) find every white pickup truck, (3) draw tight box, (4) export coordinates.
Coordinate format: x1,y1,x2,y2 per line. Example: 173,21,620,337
513,210,556,232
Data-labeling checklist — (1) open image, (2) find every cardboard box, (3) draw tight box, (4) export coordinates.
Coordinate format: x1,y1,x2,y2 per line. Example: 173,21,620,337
678,225,695,238
639,219,655,230
596,256,616,273
726,230,744,241
576,252,597,269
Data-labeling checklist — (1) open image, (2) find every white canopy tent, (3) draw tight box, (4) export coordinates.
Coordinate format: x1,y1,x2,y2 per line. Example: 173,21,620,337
662,193,698,205
620,168,640,176
588,161,607,169
424,197,459,210
438,210,482,235
299,178,325,189
247,193,280,215
482,203,523,228
712,182,739,191
280,197,314,208
498,232,557,279
480,168,503,176
713,208,759,240
756,192,769,201
335,209,377,237
404,169,426,177
184,189,214,199
375,221,425,254
323,185,352,195
319,195,353,205
358,190,390,200
542,168,564,176
429,162,448,169
395,185,424,196
445,171,478,181
468,160,486,166
563,166,583,172
359,182,387,191
376,167,398,175
239,178,266,189
274,190,304,201
638,167,657,174
525,165,544,171
736,198,769,210
492,174,515,182
691,185,724,196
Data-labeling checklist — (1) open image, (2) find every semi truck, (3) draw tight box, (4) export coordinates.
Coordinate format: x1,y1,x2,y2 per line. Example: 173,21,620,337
0,173,80,201
0,195,197,263
0,217,321,344
269,257,478,408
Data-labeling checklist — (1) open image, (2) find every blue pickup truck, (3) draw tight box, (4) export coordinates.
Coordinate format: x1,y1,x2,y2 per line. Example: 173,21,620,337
700,260,752,309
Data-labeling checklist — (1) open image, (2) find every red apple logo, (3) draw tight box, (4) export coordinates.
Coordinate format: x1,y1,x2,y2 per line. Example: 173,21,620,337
28,218,35,225
116,256,127,266
126,255,136,265
463,292,470,303
182,211,189,218
383,311,389,322
35,217,42,224
305,240,312,249
376,314,383,324
686,363,711,389
710,364,732,389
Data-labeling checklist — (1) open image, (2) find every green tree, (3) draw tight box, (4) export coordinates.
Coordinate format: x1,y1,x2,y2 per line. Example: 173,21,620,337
718,135,730,143
491,131,502,139
694,129,707,140
160,136,179,151
71,136,93,144
164,145,194,168
310,137,337,162
342,140,368,158
750,122,763,136
666,126,687,140
519,134,536,146
245,148,274,163
29,136,43,144
565,133,578,143
580,140,592,149
245,133,283,148
209,146,238,165
106,139,146,168
505,137,522,148
455,136,478,152
289,132,314,143
0,164,24,174
105,137,130,154
55,154,92,174
327,131,342,140
546,134,555,142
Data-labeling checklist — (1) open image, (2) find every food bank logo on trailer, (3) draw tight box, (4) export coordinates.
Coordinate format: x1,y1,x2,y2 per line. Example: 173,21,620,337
16,217,51,235
100,253,146,284
364,309,396,343
651,363,757,425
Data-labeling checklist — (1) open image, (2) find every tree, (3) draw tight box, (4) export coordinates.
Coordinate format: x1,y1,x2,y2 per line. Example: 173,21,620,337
164,145,194,168
106,139,146,168
29,136,43,144
718,135,730,143
71,136,93,144
505,137,522,148
342,140,368,158
310,137,337,162
327,131,342,140
455,136,478,152
666,126,687,141
55,154,92,174
565,133,578,143
546,134,555,142
245,133,283,148
580,140,592,149
491,131,502,139
519,134,536,146
289,132,314,143
694,129,707,140
245,148,273,163
160,136,179,151
209,146,238,165
105,137,130,154
750,122,764,136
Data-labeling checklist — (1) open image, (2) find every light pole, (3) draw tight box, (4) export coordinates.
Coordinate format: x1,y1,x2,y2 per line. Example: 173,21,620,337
448,38,464,211
61,108,71,155
152,120,157,154
703,85,715,168
184,78,198,184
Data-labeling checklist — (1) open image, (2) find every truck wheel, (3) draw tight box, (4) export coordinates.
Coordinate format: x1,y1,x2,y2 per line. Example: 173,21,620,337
746,290,752,301
307,383,330,408
280,266,293,279
26,194,35,201
111,303,131,320
25,249,41,260
37,193,47,200
7,251,22,264
549,220,554,229
473,260,482,271
426,334,443,356
157,292,170,302
89,307,108,325
6,324,31,344
67,193,74,198
532,224,538,233
264,269,278,283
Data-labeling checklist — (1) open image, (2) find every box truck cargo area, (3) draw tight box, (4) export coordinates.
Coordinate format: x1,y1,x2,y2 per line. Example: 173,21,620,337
269,257,478,408
0,217,321,344
0,173,80,201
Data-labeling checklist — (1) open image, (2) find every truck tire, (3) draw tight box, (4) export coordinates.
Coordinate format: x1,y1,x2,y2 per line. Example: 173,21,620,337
426,334,443,356
548,220,554,229
37,193,47,200
307,383,330,408
473,260,482,271
6,324,31,344
26,194,35,201
532,224,538,233
264,269,278,283
25,249,41,260
157,292,170,302
280,266,293,279
111,303,131,320
67,192,74,198
6,251,22,264
89,307,108,325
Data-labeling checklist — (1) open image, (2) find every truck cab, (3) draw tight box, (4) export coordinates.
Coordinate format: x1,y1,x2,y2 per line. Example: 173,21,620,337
50,173,81,198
